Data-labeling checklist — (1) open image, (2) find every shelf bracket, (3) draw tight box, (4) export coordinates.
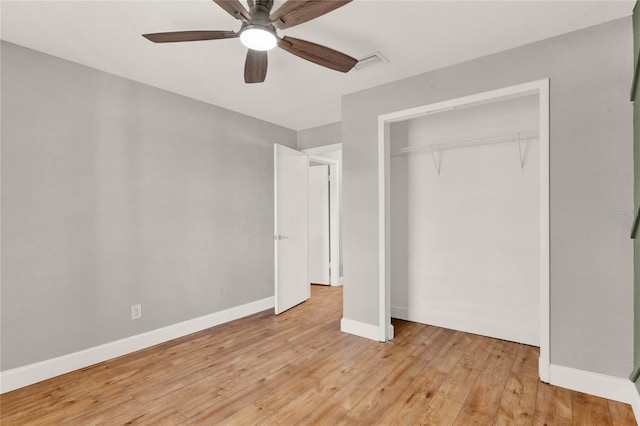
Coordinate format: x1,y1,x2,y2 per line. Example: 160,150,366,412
517,132,526,169
431,150,443,176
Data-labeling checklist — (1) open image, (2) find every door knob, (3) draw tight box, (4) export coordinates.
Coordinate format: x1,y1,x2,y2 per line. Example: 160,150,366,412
274,235,289,240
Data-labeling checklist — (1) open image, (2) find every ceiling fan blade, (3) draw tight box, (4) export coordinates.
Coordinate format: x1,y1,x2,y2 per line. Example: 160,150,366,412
213,0,251,21
278,36,357,73
245,49,268,83
270,0,352,30
143,30,237,43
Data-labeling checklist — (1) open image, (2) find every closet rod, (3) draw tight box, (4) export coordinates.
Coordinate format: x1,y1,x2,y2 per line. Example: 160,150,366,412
391,129,539,157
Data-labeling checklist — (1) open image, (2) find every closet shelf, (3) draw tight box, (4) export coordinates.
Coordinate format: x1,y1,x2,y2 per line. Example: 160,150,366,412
390,129,539,157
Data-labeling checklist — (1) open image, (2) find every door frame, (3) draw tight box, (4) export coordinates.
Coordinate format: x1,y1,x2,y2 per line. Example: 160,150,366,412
377,79,550,382
305,153,341,287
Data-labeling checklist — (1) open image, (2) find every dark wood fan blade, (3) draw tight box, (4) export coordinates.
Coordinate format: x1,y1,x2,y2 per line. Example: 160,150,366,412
213,0,251,21
245,49,268,83
278,36,357,73
143,30,238,43
271,0,351,29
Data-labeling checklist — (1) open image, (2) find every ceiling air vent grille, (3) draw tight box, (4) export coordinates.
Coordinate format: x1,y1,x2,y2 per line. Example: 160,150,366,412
354,52,388,71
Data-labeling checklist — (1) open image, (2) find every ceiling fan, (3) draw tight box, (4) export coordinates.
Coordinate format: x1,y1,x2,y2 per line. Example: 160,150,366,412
143,0,358,83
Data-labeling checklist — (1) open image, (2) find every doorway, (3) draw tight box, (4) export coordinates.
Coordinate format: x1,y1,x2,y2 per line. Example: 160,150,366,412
274,143,343,317
377,80,550,382
304,146,342,287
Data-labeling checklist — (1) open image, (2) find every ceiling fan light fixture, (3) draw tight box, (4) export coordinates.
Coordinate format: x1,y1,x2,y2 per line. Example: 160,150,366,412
143,0,359,83
240,26,277,51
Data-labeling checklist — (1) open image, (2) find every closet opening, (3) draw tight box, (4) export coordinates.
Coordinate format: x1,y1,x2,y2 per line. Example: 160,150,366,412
377,80,550,382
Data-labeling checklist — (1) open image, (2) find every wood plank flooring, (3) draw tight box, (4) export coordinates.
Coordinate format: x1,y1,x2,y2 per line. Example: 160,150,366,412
1,285,636,425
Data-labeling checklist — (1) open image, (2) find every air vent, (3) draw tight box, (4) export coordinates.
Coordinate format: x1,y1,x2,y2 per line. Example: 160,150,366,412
354,52,388,71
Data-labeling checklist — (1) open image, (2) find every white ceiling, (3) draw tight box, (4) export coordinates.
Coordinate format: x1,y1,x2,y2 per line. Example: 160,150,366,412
0,0,635,130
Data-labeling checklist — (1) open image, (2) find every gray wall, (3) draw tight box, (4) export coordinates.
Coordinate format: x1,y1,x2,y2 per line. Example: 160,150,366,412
342,18,634,377
1,42,296,370
297,122,341,151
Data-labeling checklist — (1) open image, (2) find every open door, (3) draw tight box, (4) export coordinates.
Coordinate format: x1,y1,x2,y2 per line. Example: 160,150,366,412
274,144,309,314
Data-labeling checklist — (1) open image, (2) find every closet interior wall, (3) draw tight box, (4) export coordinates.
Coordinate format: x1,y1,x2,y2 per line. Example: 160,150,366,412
390,94,540,345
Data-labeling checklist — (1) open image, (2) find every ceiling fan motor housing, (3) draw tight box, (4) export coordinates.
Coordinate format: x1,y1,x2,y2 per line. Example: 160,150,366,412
247,0,274,23
240,0,277,40
247,0,274,11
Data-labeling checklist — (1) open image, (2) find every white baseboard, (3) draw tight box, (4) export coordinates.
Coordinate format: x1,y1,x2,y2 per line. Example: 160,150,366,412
539,357,550,383
629,383,640,423
391,306,538,346
0,296,274,394
549,364,637,405
340,317,381,341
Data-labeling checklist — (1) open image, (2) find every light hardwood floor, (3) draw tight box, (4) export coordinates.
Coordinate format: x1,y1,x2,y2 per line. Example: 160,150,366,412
1,285,636,425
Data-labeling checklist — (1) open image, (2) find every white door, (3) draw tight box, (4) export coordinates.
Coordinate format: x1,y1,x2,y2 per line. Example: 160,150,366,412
274,144,309,314
308,165,330,284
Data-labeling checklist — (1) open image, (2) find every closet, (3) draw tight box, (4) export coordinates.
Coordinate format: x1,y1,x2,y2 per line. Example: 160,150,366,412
389,94,540,345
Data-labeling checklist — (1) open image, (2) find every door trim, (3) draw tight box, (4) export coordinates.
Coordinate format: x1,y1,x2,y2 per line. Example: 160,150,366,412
377,79,550,382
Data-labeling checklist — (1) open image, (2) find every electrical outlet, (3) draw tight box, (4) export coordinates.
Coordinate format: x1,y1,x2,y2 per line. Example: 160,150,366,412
131,304,142,320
